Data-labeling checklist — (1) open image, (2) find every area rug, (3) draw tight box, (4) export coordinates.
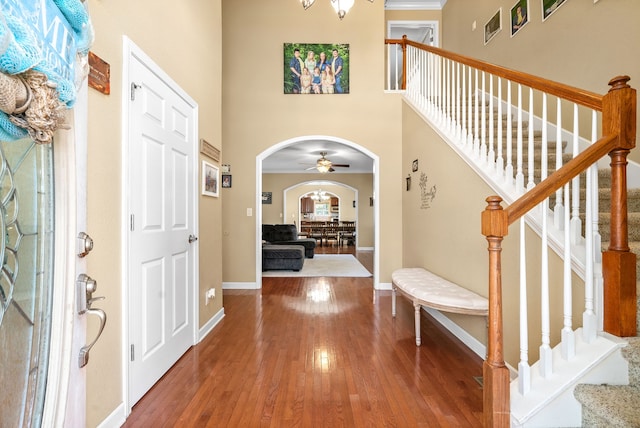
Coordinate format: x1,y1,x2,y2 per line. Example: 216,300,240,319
262,254,372,277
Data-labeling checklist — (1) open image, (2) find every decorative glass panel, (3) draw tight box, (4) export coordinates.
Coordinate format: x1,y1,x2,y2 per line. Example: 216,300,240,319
0,137,54,427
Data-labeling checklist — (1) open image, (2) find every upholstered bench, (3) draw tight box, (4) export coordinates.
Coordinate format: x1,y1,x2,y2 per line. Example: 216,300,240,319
262,245,305,271
391,267,488,346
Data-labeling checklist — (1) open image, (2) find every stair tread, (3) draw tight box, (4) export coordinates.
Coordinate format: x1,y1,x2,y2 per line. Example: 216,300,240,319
623,337,640,363
574,384,640,426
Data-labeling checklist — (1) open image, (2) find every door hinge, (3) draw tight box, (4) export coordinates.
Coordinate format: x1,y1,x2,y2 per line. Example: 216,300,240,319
131,344,135,361
130,82,141,101
130,214,134,231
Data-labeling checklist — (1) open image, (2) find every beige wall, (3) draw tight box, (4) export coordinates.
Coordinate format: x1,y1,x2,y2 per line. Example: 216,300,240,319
402,102,585,366
86,0,222,425
441,0,640,165
262,173,374,247
222,0,404,284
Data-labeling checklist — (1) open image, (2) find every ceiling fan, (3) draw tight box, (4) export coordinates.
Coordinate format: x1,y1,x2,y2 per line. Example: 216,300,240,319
305,151,350,173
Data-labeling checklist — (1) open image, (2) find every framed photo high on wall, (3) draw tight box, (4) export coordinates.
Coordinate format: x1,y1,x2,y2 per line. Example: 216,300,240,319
542,0,568,21
510,0,529,37
284,43,349,94
484,8,502,45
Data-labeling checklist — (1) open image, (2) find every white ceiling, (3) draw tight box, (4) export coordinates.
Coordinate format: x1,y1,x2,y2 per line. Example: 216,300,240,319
263,0,445,175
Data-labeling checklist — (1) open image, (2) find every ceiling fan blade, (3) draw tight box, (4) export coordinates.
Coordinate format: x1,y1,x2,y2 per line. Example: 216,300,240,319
331,164,350,167
328,167,335,172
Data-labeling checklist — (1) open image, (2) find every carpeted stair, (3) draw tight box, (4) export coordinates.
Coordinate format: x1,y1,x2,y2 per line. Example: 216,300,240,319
574,336,640,427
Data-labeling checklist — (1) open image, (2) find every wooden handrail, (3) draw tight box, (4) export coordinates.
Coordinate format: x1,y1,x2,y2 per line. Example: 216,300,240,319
385,36,603,110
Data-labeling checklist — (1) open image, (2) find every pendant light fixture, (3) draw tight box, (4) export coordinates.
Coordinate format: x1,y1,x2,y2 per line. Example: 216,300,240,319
300,0,374,20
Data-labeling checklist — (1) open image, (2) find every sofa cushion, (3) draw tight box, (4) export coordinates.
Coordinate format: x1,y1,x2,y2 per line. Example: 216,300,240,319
262,245,305,259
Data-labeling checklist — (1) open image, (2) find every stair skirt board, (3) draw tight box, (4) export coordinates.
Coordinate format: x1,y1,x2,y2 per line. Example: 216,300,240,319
510,330,628,428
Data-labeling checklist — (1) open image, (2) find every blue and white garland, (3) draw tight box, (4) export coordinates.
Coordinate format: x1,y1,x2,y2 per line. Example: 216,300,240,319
0,0,94,143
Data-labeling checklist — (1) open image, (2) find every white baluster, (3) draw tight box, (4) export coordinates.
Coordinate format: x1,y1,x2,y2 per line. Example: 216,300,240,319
480,71,487,164
583,163,597,343
505,82,514,185
444,59,450,133
467,66,474,150
473,69,480,158
526,88,535,191
554,98,565,229
488,75,495,171
386,44,391,91
437,56,444,126
420,49,426,111
518,219,531,395
592,113,604,331
571,104,582,244
496,77,504,179
461,65,468,150
540,195,553,378
456,62,462,141
515,84,525,193
562,184,576,358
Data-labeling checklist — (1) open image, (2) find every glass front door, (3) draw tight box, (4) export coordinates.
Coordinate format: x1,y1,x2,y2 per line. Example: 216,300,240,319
0,137,54,426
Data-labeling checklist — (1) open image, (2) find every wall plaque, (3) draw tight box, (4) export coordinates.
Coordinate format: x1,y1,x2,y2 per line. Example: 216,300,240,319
200,139,220,162
88,51,110,95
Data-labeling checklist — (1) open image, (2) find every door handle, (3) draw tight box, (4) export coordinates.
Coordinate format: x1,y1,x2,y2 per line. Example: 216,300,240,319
79,307,106,368
188,234,198,243
76,274,107,368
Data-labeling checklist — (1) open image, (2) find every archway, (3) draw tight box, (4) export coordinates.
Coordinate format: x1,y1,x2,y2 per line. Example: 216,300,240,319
255,135,379,290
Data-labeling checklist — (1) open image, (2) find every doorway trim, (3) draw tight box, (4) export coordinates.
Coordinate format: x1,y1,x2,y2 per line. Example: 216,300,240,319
386,20,439,46
121,36,200,415
256,135,379,290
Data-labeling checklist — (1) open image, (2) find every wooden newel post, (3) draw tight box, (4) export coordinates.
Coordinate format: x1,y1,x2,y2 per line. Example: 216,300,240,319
481,196,510,427
602,76,637,337
401,35,408,90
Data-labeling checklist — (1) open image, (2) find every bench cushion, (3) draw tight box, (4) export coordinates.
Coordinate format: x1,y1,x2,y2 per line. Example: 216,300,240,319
392,268,488,316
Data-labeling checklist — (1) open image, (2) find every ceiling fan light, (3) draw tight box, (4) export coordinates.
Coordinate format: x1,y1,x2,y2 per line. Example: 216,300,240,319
317,164,330,173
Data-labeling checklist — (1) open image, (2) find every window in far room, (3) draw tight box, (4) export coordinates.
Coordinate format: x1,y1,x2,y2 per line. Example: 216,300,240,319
314,202,330,217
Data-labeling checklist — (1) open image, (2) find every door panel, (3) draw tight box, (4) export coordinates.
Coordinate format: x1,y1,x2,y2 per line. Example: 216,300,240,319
128,50,197,406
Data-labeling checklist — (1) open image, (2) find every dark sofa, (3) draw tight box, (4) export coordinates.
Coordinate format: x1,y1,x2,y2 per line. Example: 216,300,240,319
262,224,316,258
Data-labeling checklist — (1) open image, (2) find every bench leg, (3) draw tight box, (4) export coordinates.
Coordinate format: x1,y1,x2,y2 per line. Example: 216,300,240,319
414,302,421,346
391,286,396,317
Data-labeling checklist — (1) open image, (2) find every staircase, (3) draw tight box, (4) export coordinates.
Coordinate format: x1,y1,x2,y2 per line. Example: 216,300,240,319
514,115,640,427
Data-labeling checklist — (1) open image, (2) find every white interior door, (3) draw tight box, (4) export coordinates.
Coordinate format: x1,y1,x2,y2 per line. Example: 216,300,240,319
126,43,198,406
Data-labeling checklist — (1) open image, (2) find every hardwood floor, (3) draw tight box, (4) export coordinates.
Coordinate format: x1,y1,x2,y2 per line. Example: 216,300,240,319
123,246,484,427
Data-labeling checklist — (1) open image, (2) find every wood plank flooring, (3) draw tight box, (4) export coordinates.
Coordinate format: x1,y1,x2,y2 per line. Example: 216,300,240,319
122,247,484,427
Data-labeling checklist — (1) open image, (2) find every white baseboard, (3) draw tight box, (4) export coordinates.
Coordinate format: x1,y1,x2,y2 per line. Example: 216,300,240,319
199,307,225,343
423,307,486,359
357,246,374,251
96,402,126,428
376,281,392,290
223,282,259,289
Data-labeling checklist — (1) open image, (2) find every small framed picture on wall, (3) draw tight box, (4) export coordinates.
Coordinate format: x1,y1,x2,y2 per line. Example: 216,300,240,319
202,161,219,197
